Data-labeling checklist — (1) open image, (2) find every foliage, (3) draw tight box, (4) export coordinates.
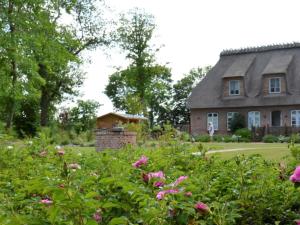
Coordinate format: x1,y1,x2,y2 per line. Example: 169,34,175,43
123,122,149,143
289,141,300,161
229,113,246,133
234,128,251,140
291,134,300,144
105,8,172,126
195,134,211,142
67,100,100,134
263,135,279,143
278,135,290,143
171,66,211,126
0,139,300,224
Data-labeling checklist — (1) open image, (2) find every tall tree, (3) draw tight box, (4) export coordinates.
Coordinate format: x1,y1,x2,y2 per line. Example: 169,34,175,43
0,0,44,129
171,66,211,125
105,65,172,126
105,8,172,125
36,0,111,126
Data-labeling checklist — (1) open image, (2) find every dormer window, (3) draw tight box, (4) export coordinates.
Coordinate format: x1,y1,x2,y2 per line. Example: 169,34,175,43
269,78,281,93
229,80,240,95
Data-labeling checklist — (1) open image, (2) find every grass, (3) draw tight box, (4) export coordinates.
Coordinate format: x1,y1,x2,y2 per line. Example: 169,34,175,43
72,142,293,162
205,142,291,161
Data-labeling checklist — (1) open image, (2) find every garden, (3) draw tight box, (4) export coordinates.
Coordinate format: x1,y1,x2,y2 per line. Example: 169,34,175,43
1,132,300,225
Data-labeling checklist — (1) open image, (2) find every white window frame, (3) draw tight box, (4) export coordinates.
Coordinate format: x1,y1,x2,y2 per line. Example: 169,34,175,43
248,111,260,129
227,112,238,131
269,77,281,94
229,80,240,96
207,113,218,130
291,110,300,127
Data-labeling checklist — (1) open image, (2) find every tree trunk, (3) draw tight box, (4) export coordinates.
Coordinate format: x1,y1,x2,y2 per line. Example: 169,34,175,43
5,0,17,129
38,63,51,127
40,88,50,127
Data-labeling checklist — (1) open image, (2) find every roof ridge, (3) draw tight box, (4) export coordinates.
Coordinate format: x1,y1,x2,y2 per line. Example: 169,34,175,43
220,42,300,56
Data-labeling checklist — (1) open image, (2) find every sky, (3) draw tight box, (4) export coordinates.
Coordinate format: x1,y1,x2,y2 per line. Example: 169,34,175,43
78,0,300,116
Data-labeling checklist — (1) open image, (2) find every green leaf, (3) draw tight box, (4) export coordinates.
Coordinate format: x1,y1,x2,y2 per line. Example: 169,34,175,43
108,217,128,225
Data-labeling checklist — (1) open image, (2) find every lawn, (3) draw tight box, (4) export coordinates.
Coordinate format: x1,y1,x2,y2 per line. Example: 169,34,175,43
204,142,291,161
73,142,292,161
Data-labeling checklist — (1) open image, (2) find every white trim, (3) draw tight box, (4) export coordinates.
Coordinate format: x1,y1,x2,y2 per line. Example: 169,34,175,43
229,80,240,96
248,111,260,129
269,77,281,94
291,110,300,127
207,112,219,130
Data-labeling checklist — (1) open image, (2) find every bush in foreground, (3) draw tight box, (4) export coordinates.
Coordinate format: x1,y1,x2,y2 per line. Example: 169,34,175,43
0,140,300,224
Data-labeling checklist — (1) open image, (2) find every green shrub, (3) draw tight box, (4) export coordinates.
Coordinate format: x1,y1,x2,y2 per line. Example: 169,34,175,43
262,135,278,143
195,134,210,142
289,141,300,161
291,133,300,143
278,135,290,143
223,135,233,142
179,132,190,142
213,134,223,142
235,128,251,139
229,113,246,133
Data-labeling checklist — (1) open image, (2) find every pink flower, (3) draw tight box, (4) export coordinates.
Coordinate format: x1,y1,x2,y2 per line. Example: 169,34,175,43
156,189,178,200
195,202,210,214
68,163,81,170
173,176,188,186
156,191,166,200
40,199,53,204
132,155,148,168
57,150,65,156
290,166,300,183
148,171,165,180
295,220,300,225
93,210,102,222
185,192,192,197
154,181,164,187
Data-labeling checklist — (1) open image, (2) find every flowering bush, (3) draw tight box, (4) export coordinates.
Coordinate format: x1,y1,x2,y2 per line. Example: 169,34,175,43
0,140,300,224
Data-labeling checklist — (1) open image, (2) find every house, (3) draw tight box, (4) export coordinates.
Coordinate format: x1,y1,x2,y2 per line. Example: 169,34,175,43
96,112,147,130
187,43,300,135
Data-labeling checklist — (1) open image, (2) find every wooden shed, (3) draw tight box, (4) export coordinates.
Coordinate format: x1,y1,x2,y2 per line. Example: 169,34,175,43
96,112,147,130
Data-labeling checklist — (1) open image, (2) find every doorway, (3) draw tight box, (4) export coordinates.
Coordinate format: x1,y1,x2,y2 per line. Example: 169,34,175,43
271,111,281,127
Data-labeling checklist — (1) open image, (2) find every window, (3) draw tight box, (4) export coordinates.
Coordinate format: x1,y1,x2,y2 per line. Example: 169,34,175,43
291,110,300,127
248,111,260,129
269,78,281,93
207,113,218,130
229,80,240,95
227,112,238,131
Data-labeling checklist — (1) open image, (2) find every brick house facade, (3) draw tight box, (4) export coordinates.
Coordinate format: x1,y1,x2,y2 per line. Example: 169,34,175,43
187,43,300,135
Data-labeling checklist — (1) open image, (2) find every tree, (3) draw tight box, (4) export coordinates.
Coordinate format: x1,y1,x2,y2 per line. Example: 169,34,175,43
171,66,211,125
0,0,45,129
0,0,111,130
36,0,111,127
66,100,100,134
105,8,172,126
229,113,246,133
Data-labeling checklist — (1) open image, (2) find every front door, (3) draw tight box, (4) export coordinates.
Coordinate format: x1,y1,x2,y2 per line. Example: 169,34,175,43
271,111,281,127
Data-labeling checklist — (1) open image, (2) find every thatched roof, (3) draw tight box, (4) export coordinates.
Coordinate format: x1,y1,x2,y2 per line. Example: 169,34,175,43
187,43,300,109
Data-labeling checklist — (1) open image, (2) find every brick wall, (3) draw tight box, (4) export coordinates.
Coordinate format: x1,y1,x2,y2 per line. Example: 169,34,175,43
190,105,300,135
95,130,137,151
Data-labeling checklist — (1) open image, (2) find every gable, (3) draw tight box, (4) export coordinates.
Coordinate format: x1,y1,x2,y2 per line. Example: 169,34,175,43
223,55,255,78
262,55,293,75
